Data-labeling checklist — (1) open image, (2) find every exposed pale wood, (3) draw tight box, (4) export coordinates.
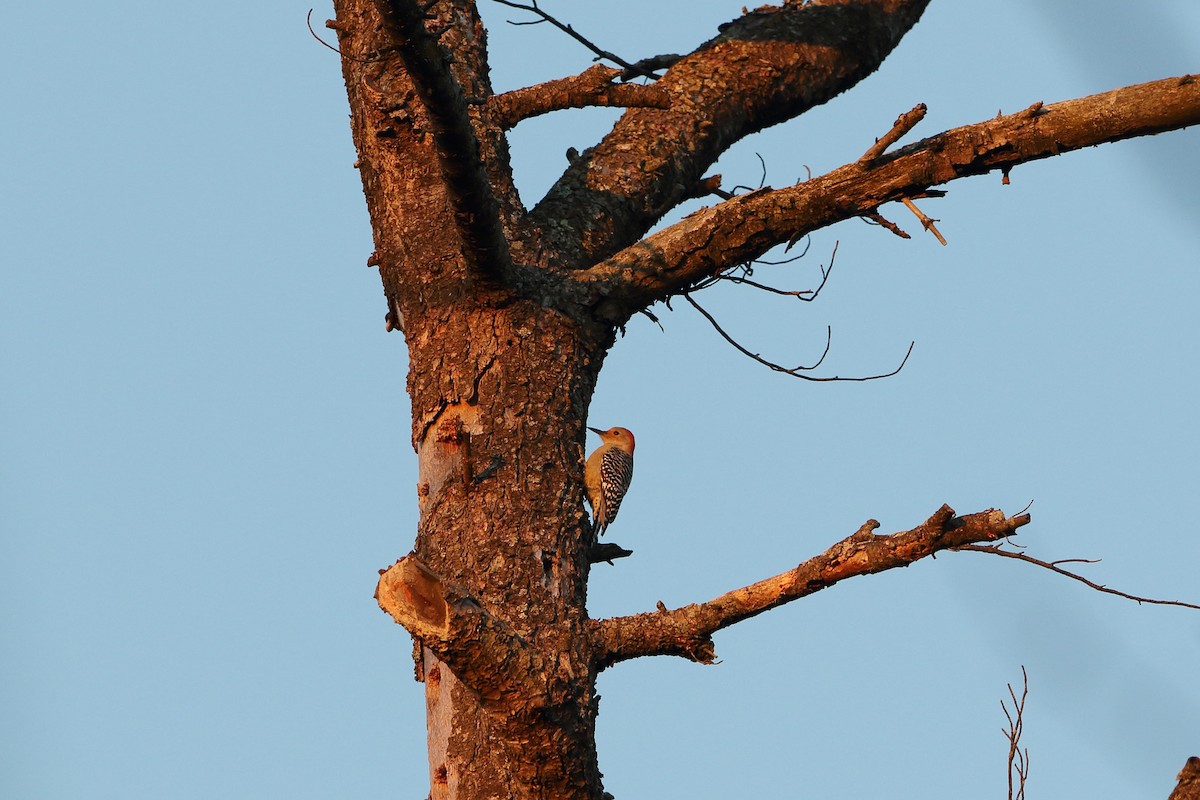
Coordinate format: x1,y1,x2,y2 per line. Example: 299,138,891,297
592,506,1029,666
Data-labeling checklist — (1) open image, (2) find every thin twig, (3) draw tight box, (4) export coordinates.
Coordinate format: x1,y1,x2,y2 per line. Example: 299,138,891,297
493,0,661,80
683,293,914,382
620,53,683,81
955,545,1200,610
307,9,343,55
756,235,813,264
638,307,664,331
900,196,947,246
1001,666,1030,800
729,152,769,194
716,239,834,301
308,9,386,64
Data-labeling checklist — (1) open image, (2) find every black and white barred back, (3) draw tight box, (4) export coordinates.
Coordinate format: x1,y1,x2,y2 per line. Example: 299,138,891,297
596,447,634,535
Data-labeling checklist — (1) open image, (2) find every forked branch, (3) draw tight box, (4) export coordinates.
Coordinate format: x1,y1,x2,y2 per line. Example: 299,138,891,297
532,0,933,268
577,75,1200,321
591,505,1030,668
1002,667,1030,800
372,1,513,281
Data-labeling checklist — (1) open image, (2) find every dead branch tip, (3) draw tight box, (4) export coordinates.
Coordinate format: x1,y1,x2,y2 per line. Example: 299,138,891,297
954,544,1200,610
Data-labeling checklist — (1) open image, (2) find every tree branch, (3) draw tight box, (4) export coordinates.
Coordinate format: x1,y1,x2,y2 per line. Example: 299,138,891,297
591,505,1030,668
376,556,550,707
529,0,933,269
575,75,1200,321
859,102,927,163
953,544,1200,610
489,64,670,130
373,0,513,282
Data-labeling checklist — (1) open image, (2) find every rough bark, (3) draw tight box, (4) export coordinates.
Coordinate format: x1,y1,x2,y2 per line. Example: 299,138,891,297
333,3,608,795
530,0,935,268
592,506,1028,667
326,1,1200,797
579,74,1200,322
1171,757,1200,800
489,64,671,130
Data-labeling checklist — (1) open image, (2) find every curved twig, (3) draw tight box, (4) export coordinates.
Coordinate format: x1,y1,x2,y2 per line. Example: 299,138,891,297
955,544,1200,610
718,240,834,301
493,0,661,80
684,293,912,382
307,9,343,54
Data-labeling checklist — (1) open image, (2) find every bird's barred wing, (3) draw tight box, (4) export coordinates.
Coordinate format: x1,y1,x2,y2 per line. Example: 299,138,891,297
599,448,634,526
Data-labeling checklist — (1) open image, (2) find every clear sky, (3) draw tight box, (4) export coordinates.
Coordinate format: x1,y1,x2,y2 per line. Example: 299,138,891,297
3,2,1198,798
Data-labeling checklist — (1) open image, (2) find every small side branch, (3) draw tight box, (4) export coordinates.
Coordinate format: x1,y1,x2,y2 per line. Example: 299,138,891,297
954,545,1200,610
863,209,911,239
900,196,947,246
591,505,1030,668
489,64,670,129
859,103,927,163
376,556,550,705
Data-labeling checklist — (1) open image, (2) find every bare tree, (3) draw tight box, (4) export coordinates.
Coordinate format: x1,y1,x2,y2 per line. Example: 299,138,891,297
323,1,1200,797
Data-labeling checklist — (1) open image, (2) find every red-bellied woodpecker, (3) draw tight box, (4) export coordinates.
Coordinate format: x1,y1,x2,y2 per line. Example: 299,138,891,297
584,426,635,537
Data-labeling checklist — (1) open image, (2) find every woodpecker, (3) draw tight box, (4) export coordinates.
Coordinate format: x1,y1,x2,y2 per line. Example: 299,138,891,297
584,426,636,537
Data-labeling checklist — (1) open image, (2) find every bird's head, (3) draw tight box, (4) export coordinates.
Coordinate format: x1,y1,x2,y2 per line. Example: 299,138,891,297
588,426,635,453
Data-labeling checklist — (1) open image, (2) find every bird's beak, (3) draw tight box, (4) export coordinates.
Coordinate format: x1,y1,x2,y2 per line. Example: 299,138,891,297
587,426,603,435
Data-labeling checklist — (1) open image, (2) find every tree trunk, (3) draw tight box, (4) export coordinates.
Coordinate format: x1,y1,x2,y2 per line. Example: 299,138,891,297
328,1,1200,797
332,5,615,791
406,300,608,798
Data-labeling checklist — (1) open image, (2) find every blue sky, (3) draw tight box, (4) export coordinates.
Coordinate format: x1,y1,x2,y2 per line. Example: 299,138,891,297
3,2,1198,798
